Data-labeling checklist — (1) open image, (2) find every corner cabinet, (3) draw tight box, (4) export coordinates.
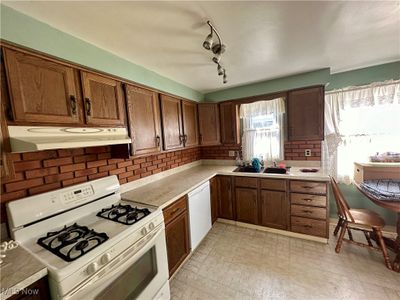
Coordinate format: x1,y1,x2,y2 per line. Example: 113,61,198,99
81,72,126,126
125,85,162,156
3,48,82,125
287,86,324,141
219,102,240,144
198,103,220,146
163,196,190,277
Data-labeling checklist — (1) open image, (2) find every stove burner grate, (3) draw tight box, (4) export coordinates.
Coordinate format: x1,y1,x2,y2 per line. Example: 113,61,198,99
97,204,151,225
37,223,109,262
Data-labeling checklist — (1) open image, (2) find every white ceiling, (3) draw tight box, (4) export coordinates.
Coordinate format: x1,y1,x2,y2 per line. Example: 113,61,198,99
3,1,400,93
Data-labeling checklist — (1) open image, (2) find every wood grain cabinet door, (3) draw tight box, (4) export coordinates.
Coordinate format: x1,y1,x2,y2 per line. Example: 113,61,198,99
260,190,288,230
220,102,239,144
3,48,81,124
217,176,234,220
125,85,161,156
287,86,324,140
160,95,184,150
181,100,199,147
81,71,126,126
210,177,218,224
198,103,220,146
235,187,258,224
165,211,190,277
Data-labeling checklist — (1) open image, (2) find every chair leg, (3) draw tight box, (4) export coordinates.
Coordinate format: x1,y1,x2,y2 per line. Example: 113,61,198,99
347,228,354,241
363,231,373,247
334,218,343,236
373,228,392,270
335,222,348,253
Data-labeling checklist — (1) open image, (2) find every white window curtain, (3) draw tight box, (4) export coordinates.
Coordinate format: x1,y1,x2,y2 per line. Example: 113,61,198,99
322,80,400,184
240,98,285,162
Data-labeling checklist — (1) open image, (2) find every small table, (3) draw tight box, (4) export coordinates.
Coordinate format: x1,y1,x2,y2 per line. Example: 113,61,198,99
355,183,400,272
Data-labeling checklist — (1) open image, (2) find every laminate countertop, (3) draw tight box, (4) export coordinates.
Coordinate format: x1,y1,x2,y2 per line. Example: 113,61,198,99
0,245,47,300
121,164,329,209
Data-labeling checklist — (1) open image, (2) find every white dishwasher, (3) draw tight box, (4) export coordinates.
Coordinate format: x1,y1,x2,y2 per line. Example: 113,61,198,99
187,181,212,251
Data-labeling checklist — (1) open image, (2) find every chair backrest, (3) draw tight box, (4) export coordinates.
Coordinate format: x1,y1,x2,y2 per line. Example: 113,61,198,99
330,176,354,223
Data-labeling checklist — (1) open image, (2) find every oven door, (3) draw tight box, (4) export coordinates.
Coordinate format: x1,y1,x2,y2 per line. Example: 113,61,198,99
64,227,169,300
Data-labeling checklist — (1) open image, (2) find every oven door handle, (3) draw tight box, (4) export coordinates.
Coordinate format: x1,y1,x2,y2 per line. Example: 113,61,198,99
63,224,164,300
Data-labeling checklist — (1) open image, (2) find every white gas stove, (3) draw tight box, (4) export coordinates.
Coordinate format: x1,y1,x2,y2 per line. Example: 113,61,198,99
6,176,170,300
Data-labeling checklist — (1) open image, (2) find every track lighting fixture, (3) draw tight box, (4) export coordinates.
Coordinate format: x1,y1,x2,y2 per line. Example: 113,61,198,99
202,20,228,84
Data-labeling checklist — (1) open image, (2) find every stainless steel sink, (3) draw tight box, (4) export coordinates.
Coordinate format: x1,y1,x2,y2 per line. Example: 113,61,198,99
263,167,287,174
233,166,262,173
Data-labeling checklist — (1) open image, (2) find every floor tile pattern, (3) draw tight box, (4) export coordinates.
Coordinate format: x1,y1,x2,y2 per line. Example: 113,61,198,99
170,222,400,300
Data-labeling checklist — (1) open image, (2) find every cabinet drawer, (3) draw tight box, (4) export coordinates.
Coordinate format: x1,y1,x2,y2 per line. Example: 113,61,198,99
260,179,286,191
163,195,187,225
291,216,327,238
291,193,326,207
290,181,326,194
235,176,258,188
291,204,326,220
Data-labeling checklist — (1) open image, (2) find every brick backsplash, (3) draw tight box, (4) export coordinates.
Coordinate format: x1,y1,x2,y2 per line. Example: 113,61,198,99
0,146,201,222
201,144,241,160
284,140,321,161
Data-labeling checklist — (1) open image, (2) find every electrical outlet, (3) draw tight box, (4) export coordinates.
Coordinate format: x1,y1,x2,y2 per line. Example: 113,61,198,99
228,151,236,157
305,149,312,157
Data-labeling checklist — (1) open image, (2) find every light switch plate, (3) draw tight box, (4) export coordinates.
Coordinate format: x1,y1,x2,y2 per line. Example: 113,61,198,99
228,151,236,157
305,149,312,157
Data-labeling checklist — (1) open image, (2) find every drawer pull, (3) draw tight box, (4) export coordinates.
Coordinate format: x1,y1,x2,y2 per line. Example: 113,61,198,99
303,225,313,229
302,210,313,214
301,186,313,189
303,198,313,202
170,207,181,216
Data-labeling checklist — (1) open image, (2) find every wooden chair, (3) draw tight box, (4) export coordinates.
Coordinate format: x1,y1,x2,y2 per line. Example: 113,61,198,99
330,177,392,270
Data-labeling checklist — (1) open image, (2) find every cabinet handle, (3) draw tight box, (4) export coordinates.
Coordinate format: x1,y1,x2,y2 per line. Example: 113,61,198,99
199,134,203,144
304,225,312,229
303,198,313,202
85,98,92,116
170,207,181,216
70,95,77,115
184,134,188,144
156,135,160,147
301,186,313,189
179,135,183,145
302,209,313,214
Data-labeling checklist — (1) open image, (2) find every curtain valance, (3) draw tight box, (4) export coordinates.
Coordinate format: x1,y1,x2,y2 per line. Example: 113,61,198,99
239,98,285,118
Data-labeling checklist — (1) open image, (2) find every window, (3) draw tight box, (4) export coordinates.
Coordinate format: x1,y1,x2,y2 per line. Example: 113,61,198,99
323,80,400,184
240,98,285,162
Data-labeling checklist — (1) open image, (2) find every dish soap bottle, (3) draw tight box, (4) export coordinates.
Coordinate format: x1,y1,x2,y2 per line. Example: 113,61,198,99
235,152,242,166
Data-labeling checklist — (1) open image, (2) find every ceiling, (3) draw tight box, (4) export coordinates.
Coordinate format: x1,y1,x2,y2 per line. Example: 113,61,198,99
3,1,400,93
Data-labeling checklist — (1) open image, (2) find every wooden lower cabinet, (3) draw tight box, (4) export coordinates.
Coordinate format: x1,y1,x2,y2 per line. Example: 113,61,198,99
9,277,50,300
217,176,234,220
163,196,190,277
260,190,288,230
235,187,258,224
210,177,218,224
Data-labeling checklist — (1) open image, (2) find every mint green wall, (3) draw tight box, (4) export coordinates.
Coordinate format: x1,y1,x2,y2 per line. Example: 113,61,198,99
205,68,331,102
0,5,203,101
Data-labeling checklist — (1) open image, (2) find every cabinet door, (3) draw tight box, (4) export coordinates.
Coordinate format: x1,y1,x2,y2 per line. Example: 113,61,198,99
181,100,199,147
3,48,81,124
165,211,190,277
217,176,234,220
210,177,218,224
260,190,288,230
125,85,161,156
81,71,126,126
220,102,239,144
287,86,324,140
160,95,184,150
198,103,220,146
235,187,258,224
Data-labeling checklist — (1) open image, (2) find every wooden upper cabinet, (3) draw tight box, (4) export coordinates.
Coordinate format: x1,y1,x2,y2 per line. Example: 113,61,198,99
3,48,81,125
220,101,239,144
160,95,184,151
287,86,324,141
181,100,199,147
81,71,126,126
198,103,220,146
125,85,161,156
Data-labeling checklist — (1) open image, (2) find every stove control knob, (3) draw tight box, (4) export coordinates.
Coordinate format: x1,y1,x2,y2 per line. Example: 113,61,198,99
141,227,148,236
86,262,99,275
100,253,111,264
149,222,155,230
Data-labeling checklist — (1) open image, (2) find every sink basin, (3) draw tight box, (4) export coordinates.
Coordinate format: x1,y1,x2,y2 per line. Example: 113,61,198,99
264,167,287,174
234,166,261,173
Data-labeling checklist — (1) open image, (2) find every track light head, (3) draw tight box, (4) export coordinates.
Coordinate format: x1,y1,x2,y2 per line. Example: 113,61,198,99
217,64,224,76
212,52,221,64
223,72,227,84
212,43,226,55
203,33,213,50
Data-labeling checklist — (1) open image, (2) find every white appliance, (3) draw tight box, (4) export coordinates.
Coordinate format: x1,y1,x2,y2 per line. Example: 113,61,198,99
8,126,131,152
6,176,170,300
187,181,212,250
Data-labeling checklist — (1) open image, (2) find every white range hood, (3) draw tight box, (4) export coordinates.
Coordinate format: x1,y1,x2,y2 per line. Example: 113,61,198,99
8,126,132,152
